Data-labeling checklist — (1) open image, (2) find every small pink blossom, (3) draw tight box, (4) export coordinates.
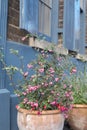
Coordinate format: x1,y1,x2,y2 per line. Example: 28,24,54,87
37,111,41,115
65,92,70,97
44,83,48,87
64,84,67,89
50,101,57,106
23,98,28,103
23,72,28,77
22,92,27,96
33,102,38,108
28,86,39,92
49,82,53,85
16,105,20,110
38,62,43,66
51,91,55,94
30,102,38,108
49,67,55,73
48,49,53,53
38,68,44,73
43,105,47,109
71,68,77,73
69,96,73,101
41,92,44,95
55,78,59,82
27,64,33,69
57,93,60,96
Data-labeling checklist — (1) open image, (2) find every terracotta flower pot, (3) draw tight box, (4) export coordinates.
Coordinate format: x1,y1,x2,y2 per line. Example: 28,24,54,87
17,108,65,130
68,104,87,130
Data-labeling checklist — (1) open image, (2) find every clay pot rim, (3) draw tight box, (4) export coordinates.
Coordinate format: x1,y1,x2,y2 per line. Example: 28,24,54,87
73,104,87,108
17,108,61,115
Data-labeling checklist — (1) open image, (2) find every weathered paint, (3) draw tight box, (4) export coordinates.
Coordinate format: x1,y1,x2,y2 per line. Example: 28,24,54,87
10,94,19,130
20,0,39,34
0,0,8,88
63,0,81,53
0,89,10,130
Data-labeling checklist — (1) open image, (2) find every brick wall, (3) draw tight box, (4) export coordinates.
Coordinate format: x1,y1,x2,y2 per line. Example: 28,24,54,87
58,0,64,28
58,0,64,45
7,0,28,44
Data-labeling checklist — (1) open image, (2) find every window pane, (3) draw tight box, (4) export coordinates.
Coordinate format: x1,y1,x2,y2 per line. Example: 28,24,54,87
44,6,51,36
39,0,52,36
39,1,43,33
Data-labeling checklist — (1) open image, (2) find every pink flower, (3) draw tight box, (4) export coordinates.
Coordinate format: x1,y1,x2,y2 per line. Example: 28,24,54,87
69,96,73,101
50,101,57,106
23,98,28,103
22,92,27,95
65,92,70,97
44,83,48,87
51,91,55,94
49,67,55,73
23,72,28,77
55,78,59,82
49,82,53,85
71,68,77,73
27,64,33,69
38,68,44,73
37,111,41,115
30,102,38,108
16,105,20,110
48,49,53,53
38,62,43,66
43,105,47,109
64,84,67,89
60,106,66,111
28,86,39,92
33,102,38,108
41,92,44,95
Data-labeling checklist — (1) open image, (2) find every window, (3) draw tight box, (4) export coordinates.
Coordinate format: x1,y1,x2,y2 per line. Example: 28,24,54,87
20,0,86,55
20,0,58,43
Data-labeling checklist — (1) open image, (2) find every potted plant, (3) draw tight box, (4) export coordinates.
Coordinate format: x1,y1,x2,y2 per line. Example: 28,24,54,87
4,47,75,130
68,64,87,130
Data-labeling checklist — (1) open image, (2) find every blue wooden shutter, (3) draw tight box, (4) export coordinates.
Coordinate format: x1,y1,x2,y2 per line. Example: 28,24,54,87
80,0,85,54
51,0,59,44
20,0,39,34
0,0,8,44
0,0,8,89
64,0,80,52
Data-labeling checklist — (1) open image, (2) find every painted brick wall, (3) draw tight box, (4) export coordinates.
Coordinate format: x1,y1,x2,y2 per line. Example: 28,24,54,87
58,0,64,28
58,0,64,46
7,0,28,44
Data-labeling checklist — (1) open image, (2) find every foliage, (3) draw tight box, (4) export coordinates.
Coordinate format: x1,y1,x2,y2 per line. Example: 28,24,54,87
4,47,76,116
70,63,87,104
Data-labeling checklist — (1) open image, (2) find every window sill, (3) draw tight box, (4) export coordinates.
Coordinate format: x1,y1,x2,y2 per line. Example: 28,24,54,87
29,37,87,62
